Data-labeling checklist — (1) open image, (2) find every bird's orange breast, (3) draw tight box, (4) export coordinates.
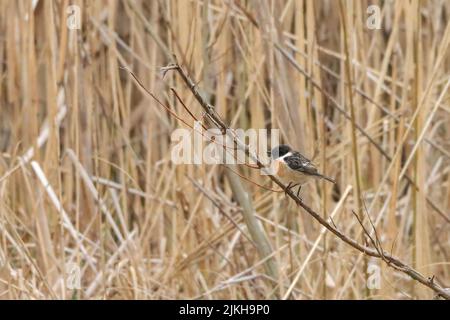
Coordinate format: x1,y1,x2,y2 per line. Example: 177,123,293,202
274,159,313,185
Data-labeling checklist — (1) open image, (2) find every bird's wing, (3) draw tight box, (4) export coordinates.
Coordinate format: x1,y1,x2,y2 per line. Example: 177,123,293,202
284,152,318,175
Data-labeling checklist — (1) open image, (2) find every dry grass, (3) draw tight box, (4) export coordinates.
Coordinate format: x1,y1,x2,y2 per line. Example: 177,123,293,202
0,0,449,300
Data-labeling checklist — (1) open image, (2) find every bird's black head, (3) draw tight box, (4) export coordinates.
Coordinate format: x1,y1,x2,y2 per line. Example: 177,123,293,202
269,144,291,159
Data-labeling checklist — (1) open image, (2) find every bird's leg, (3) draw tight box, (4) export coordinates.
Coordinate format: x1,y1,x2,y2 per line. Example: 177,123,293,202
289,182,299,191
284,182,303,202
285,182,299,196
285,182,292,196
296,185,302,198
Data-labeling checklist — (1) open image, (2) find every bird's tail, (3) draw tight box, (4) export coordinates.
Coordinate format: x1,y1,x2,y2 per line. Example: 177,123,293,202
315,173,336,184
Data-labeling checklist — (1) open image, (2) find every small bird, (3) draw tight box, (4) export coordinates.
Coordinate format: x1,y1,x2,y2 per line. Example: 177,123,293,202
268,144,336,196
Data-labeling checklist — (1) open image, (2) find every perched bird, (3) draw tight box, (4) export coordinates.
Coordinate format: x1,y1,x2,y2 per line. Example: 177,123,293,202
268,144,335,196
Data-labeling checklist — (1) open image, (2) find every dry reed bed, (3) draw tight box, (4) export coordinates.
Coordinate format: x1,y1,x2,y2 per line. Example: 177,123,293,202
0,0,449,299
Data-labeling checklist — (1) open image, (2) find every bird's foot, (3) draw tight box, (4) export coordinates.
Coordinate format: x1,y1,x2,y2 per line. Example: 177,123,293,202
285,182,299,197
